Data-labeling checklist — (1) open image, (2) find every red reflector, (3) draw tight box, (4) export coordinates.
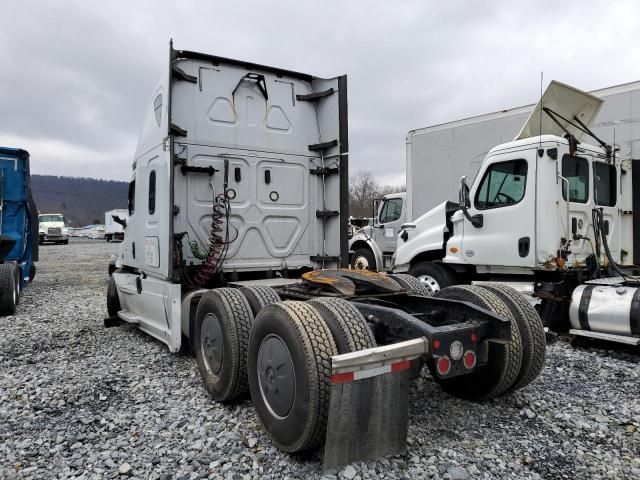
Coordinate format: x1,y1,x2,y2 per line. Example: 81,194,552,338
463,350,477,369
470,332,478,343
436,355,451,375
331,372,355,384
391,360,411,372
433,339,441,350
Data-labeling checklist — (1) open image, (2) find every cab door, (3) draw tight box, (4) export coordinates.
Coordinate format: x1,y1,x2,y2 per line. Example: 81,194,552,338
461,148,537,267
592,159,620,262
373,196,404,253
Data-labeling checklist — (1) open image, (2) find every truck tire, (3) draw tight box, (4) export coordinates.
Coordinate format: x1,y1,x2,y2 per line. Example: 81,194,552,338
351,248,376,271
28,264,36,282
479,284,546,391
431,285,523,400
195,288,254,402
247,301,337,452
239,286,281,316
106,272,121,318
0,263,18,316
389,273,433,296
408,261,456,294
307,297,377,353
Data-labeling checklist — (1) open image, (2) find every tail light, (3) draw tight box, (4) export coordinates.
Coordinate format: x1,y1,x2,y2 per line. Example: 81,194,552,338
436,355,451,376
463,350,476,369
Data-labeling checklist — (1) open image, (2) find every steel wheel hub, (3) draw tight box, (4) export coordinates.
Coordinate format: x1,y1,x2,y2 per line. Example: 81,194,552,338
257,334,295,419
354,256,370,270
201,313,224,375
417,274,440,293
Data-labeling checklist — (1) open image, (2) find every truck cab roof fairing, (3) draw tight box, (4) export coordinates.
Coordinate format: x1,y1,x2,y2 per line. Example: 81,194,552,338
516,80,603,142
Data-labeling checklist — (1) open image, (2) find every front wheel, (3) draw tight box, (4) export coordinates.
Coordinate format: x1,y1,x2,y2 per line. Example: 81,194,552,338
408,261,456,294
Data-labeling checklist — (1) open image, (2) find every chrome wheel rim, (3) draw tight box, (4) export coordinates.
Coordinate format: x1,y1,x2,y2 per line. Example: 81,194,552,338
417,274,440,293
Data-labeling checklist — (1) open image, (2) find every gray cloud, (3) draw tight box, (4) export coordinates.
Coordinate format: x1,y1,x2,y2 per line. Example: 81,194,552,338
2,0,639,182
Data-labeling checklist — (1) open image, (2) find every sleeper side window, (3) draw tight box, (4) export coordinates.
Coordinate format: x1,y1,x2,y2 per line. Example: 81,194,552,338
148,171,156,215
562,155,589,203
474,159,528,210
128,179,136,215
594,161,616,207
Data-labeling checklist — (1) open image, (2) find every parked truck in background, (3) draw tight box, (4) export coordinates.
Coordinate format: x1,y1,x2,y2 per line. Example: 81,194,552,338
38,213,68,244
0,147,38,315
105,42,543,468
105,208,128,242
350,80,640,272
349,192,406,271
394,81,640,346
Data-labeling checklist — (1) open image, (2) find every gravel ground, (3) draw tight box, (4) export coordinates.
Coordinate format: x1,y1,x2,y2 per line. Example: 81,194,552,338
1,240,639,480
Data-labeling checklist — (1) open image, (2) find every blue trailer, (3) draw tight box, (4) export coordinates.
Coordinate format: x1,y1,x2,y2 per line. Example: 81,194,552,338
0,147,38,315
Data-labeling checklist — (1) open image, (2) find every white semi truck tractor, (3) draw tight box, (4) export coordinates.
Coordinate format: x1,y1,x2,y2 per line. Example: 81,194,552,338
105,42,543,467
394,81,640,346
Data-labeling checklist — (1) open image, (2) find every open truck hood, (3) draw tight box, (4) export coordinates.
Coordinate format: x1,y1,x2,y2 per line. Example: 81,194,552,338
515,80,603,141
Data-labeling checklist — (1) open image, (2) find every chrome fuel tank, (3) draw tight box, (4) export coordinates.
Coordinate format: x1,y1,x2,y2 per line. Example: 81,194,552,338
569,283,640,336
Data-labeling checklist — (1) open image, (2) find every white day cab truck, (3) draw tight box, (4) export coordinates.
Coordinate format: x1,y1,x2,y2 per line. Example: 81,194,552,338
38,213,68,245
393,81,640,346
104,208,128,242
350,79,640,281
105,42,545,468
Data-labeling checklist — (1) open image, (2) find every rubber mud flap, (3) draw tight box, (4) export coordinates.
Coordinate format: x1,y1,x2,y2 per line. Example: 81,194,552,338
324,368,411,470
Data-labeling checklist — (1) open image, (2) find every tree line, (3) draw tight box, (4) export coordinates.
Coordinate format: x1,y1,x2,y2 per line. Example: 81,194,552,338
348,171,404,218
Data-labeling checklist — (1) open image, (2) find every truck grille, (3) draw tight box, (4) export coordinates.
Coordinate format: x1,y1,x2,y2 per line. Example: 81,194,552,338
48,227,61,235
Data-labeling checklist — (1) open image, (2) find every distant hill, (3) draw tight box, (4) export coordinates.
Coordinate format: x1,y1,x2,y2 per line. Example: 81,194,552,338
31,175,128,227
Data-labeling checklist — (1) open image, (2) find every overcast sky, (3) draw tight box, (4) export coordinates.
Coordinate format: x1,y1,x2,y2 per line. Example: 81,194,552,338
2,1,639,185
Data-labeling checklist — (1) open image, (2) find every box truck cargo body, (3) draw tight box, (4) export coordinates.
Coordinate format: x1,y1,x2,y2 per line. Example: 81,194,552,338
105,209,128,242
406,80,640,221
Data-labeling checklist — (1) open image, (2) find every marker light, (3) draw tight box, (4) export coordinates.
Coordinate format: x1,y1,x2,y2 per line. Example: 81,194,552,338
436,356,451,375
463,350,477,369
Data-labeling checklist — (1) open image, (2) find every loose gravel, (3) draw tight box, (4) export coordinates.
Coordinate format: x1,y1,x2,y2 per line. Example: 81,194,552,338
1,240,638,479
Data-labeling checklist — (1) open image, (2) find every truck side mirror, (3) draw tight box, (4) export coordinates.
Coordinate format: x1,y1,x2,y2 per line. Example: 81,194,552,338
459,176,483,228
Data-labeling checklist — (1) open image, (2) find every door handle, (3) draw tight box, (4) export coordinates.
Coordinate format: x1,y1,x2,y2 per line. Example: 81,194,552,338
518,237,530,258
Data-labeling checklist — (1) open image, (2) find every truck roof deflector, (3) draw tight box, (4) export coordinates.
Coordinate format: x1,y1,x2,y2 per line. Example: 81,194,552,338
515,80,603,141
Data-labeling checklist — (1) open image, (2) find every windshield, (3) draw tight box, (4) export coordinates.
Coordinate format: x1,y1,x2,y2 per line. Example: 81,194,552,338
39,214,64,223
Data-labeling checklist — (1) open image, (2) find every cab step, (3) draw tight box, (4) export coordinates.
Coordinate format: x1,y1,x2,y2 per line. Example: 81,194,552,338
117,310,140,325
569,329,640,345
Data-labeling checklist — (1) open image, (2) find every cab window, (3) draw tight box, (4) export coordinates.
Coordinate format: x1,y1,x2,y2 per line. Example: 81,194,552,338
562,155,589,203
594,161,616,207
379,198,403,223
474,159,528,210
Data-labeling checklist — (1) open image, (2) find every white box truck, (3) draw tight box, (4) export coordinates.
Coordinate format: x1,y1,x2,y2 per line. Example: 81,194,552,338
104,208,128,242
